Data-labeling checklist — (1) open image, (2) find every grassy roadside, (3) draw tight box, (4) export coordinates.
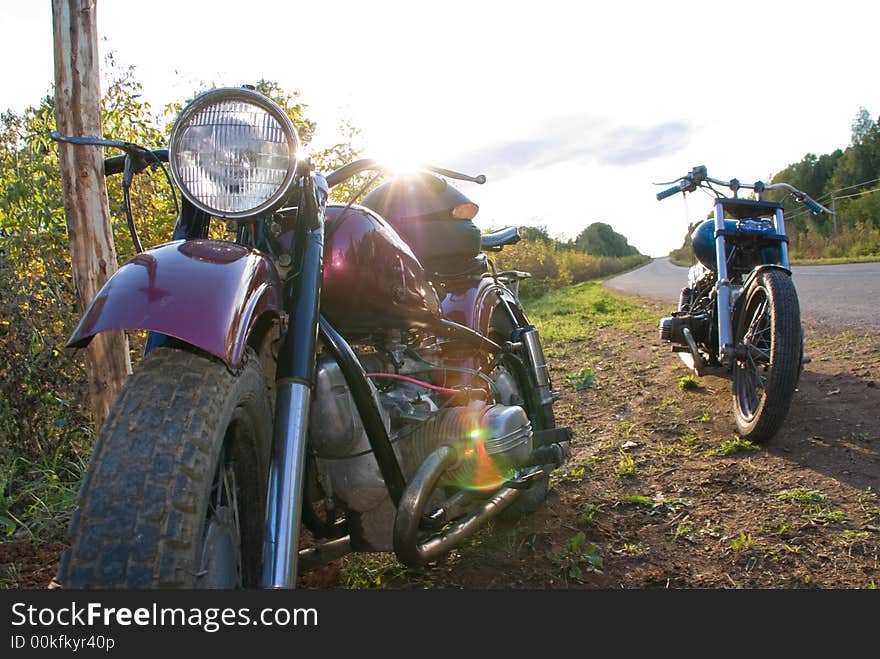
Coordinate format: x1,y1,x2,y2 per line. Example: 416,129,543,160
790,254,880,266
671,252,880,267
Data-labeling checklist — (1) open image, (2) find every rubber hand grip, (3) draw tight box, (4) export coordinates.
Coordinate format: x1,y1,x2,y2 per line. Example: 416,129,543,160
656,185,682,201
803,197,823,214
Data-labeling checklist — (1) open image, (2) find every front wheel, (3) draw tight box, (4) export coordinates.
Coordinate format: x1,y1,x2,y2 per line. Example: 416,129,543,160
732,269,802,442
59,346,272,588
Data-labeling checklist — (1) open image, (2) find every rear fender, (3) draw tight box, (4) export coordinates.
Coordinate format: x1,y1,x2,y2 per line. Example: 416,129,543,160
67,239,284,369
440,276,524,340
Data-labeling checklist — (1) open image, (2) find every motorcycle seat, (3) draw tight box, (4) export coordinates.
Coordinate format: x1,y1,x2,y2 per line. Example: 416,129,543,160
480,227,521,251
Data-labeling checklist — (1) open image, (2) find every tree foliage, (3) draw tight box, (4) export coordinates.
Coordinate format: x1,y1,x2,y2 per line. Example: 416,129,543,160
574,222,640,257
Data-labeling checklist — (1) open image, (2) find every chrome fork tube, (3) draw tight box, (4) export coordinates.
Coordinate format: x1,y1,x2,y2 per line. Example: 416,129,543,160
260,175,325,588
774,208,790,268
713,200,734,363
261,382,311,587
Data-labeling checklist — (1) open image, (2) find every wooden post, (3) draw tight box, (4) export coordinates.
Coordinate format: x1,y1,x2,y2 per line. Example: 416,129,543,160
52,0,131,430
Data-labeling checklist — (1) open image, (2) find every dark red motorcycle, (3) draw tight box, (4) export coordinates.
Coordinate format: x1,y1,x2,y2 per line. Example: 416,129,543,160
54,86,571,588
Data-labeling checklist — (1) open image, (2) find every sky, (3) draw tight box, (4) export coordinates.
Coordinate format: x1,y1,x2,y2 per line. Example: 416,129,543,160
3,0,879,256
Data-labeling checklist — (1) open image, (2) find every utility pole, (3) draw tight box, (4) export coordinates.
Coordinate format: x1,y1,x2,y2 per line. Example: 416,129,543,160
52,0,131,430
830,194,838,233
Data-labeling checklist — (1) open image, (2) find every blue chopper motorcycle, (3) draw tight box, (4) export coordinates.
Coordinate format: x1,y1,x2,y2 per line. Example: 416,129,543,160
655,166,831,442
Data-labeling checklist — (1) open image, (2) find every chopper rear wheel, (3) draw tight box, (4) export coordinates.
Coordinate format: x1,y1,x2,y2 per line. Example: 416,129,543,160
731,270,802,443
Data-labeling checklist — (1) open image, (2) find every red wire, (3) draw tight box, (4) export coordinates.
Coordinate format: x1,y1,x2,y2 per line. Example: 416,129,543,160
363,372,462,396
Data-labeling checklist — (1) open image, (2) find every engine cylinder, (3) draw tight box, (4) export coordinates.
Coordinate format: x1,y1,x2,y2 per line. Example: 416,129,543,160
402,403,532,490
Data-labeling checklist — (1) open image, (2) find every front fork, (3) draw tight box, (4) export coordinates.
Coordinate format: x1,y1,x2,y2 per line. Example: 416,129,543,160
713,200,734,365
261,175,326,588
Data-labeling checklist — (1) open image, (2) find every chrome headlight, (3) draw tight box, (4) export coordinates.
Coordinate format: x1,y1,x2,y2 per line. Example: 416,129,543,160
169,87,300,220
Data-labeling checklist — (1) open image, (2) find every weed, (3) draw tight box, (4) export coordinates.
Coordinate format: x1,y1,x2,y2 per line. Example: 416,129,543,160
564,368,595,391
776,488,826,505
678,374,703,391
622,494,654,506
673,520,693,542
546,532,603,582
619,420,636,437
580,503,603,525
857,488,880,519
622,494,691,516
802,509,848,524
550,464,588,489
731,532,755,552
695,411,711,423
713,436,759,456
617,542,647,556
783,544,801,554
338,550,459,589
616,451,637,478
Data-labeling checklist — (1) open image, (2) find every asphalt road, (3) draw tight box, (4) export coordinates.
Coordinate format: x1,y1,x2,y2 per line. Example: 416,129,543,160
604,257,880,326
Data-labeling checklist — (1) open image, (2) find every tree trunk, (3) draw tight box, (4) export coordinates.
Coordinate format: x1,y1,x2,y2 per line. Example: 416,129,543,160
52,0,131,430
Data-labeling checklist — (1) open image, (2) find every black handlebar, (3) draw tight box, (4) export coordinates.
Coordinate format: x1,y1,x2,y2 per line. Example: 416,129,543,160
325,158,486,189
103,149,168,176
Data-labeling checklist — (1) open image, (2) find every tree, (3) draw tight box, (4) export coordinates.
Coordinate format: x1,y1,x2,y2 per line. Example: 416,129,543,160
52,0,131,430
574,222,639,257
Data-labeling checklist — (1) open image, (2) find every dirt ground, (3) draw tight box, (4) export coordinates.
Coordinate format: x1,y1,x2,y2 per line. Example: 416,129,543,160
3,295,878,589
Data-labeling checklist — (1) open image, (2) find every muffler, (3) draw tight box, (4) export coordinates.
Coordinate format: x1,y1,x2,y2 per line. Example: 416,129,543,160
392,405,570,567
392,445,522,567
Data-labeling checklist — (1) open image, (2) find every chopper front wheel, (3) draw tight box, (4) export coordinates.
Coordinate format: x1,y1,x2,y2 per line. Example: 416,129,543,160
59,346,272,588
731,269,802,442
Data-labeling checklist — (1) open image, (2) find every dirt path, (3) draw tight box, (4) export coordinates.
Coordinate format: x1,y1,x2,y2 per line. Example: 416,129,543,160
3,294,878,589
332,296,879,589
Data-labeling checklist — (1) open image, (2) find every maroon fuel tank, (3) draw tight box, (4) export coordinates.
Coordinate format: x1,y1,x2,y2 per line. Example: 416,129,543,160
321,204,441,335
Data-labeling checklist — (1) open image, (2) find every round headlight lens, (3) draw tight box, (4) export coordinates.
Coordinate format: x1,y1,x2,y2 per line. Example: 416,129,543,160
169,88,300,219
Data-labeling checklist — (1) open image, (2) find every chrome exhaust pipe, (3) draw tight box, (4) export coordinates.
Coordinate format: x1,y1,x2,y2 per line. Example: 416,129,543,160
393,445,522,567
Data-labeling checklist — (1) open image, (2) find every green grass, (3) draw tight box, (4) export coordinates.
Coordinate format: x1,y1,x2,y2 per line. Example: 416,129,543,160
731,531,756,552
678,374,703,391
0,446,86,541
673,520,693,542
525,281,654,345
546,532,603,582
563,368,595,391
616,451,637,478
712,437,759,456
580,502,603,525
622,494,691,516
790,254,880,266
776,488,827,505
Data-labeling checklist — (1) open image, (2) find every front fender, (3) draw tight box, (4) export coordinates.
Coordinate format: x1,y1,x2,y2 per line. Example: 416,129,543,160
741,264,791,293
67,239,283,369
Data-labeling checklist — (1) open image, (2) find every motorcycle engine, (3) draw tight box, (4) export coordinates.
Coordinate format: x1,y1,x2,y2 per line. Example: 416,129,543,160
307,349,533,551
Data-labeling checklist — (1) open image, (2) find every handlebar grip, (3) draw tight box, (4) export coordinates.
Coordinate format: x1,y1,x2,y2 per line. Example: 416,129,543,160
103,149,168,176
656,185,682,201
802,197,824,214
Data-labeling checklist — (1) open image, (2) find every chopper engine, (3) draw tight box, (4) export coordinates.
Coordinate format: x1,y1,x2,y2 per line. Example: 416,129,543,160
307,350,533,551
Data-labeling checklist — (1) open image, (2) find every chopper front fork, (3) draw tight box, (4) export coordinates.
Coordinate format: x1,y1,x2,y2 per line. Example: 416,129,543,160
261,181,325,589
713,200,735,365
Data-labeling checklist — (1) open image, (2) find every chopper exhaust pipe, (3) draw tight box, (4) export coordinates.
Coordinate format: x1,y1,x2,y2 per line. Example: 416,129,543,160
392,445,523,567
392,428,570,567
